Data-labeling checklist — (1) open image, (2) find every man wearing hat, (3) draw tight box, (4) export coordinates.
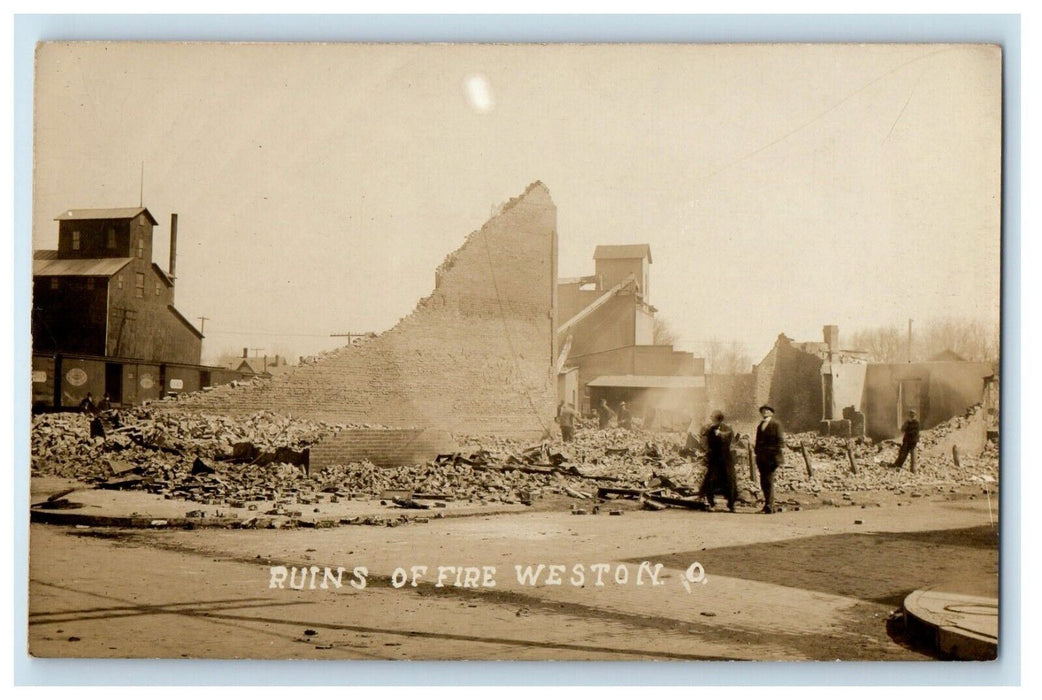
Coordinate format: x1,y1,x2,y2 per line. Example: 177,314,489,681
892,409,920,469
699,410,738,512
754,404,785,514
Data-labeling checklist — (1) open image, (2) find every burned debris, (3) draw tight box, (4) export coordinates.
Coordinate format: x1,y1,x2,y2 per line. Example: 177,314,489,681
30,399,998,528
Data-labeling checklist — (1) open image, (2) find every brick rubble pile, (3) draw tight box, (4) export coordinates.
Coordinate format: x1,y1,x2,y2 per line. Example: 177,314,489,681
30,403,998,513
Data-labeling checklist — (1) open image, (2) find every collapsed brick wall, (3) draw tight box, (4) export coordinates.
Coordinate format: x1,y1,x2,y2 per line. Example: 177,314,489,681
172,182,559,437
309,429,457,469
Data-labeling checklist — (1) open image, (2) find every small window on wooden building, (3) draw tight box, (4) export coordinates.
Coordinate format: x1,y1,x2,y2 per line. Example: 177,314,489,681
134,272,145,298
107,228,116,248
136,237,144,259
155,282,161,296
71,230,81,250
116,275,123,290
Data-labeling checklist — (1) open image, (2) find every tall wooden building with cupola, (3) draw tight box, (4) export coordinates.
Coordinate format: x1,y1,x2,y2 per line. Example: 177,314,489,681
31,207,235,409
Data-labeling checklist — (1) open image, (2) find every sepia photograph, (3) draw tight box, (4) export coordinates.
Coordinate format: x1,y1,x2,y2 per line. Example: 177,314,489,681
24,40,1002,664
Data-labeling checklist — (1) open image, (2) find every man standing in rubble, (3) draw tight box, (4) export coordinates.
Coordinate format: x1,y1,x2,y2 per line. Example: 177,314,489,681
699,410,737,512
892,409,920,469
597,398,617,429
557,401,579,443
754,404,785,514
617,401,633,430
78,392,96,414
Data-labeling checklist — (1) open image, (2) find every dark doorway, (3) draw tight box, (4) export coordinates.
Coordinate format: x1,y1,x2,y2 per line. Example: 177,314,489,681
105,362,123,404
898,379,922,430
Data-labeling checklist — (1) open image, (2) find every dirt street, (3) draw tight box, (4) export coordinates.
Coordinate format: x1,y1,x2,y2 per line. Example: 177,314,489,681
28,492,998,661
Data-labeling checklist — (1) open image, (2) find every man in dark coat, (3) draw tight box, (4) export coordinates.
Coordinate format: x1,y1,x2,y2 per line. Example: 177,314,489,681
892,410,921,469
78,392,95,414
699,410,737,512
754,404,785,514
597,399,617,429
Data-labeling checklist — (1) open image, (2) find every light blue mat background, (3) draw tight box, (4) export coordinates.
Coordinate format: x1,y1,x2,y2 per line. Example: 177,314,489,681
12,13,1021,686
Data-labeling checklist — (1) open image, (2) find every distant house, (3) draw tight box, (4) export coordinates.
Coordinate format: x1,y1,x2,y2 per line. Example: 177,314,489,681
216,349,290,379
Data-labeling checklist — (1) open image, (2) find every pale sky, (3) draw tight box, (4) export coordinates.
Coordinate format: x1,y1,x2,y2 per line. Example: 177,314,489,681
32,43,1002,364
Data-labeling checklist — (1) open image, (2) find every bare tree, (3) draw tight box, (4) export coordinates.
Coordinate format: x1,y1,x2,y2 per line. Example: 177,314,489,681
704,338,753,374
849,325,905,363
703,338,724,372
920,317,999,363
653,316,678,346
849,318,999,364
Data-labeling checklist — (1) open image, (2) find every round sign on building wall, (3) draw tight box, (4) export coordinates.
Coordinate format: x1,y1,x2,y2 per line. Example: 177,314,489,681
140,374,154,389
66,368,88,387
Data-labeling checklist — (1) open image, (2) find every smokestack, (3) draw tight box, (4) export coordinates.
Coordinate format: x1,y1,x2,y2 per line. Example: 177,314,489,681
169,213,178,280
823,325,839,351
242,348,248,358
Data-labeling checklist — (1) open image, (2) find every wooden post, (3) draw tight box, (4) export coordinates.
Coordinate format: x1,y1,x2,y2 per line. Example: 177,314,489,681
952,445,962,468
910,446,917,473
746,441,756,481
800,441,814,477
845,439,858,474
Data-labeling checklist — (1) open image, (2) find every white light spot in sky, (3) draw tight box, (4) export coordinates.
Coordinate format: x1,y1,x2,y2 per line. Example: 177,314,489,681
463,74,494,114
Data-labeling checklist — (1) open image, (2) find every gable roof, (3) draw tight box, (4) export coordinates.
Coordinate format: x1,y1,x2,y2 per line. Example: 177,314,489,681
930,349,967,362
166,305,203,339
55,207,159,225
33,250,133,277
593,244,652,263
152,263,174,287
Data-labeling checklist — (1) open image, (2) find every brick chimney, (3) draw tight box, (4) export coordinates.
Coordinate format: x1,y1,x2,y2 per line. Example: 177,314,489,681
823,325,840,351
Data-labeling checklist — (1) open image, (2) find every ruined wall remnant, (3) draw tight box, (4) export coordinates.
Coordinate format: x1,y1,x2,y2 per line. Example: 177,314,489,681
309,428,456,469
172,182,559,437
753,334,824,432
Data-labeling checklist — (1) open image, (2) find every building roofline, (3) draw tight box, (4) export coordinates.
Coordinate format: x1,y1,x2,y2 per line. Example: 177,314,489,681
152,263,174,287
166,305,203,339
593,244,653,264
55,207,159,225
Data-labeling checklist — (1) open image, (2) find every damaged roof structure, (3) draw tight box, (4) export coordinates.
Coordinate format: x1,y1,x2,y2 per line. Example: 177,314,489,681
753,325,994,440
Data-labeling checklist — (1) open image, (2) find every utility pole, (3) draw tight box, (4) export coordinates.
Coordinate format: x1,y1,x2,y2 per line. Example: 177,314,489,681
907,318,913,363
249,347,265,358
196,316,209,334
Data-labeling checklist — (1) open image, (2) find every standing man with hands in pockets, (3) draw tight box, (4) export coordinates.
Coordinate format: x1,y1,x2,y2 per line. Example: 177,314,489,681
754,404,785,514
